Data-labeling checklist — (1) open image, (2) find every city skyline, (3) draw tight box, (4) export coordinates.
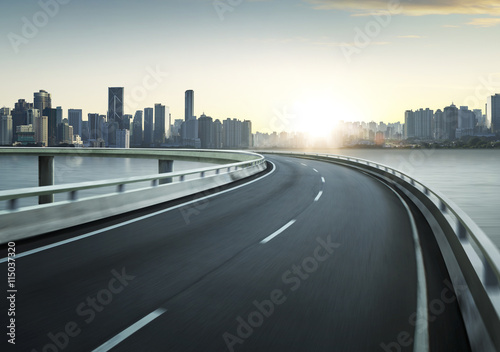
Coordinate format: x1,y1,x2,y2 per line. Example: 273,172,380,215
2,0,500,135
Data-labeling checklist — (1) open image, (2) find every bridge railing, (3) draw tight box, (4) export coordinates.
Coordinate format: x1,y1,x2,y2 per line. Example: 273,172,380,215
0,149,266,243
0,158,265,210
265,151,500,352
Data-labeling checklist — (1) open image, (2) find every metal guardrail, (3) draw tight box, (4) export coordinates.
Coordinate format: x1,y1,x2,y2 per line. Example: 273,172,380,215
0,157,265,210
0,149,267,242
265,151,500,352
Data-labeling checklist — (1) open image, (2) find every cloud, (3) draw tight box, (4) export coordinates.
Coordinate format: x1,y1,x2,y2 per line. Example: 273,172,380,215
442,24,460,28
303,0,500,16
397,35,425,39
466,17,500,27
313,41,391,47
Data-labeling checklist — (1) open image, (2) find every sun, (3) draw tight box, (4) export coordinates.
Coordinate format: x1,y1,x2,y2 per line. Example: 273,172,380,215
291,95,345,139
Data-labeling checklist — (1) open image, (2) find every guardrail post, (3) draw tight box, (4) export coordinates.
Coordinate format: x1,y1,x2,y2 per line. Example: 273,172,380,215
8,199,17,211
39,155,54,204
457,222,467,240
484,258,498,287
159,159,173,185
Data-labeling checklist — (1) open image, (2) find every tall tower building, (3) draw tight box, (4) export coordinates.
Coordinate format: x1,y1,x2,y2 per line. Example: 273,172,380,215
154,104,166,145
487,94,500,133
56,106,63,126
108,87,124,129
185,90,194,121
144,107,154,146
68,109,83,137
43,107,57,146
34,90,51,114
11,99,33,141
0,108,13,145
242,120,252,148
443,103,459,140
132,110,143,146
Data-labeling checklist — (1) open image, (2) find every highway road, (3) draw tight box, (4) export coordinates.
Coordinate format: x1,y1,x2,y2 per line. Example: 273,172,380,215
1,155,470,352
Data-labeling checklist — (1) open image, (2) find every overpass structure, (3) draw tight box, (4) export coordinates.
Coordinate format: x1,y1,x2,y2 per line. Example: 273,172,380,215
0,148,499,352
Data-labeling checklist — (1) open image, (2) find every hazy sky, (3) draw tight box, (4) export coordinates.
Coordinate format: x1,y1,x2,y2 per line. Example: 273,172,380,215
1,0,500,133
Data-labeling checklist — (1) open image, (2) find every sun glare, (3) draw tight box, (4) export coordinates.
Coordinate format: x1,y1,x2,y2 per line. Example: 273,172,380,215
292,96,345,139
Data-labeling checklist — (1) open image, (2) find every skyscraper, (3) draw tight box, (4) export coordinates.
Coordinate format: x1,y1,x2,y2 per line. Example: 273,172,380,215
34,90,51,114
68,109,83,137
198,114,214,149
11,99,33,142
108,87,124,129
443,103,458,140
0,108,13,145
144,107,154,146
43,107,57,146
56,106,63,126
487,94,500,133
132,110,143,146
88,113,104,141
154,104,166,145
404,110,415,139
242,120,252,148
185,90,194,121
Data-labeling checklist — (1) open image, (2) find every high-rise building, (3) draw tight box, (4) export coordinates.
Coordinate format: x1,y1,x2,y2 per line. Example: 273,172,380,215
56,106,63,126
144,107,154,146
34,114,48,146
456,106,475,138
34,90,51,114
242,120,252,148
88,113,104,141
58,120,72,144
43,107,57,146
414,108,433,139
487,94,500,133
81,121,90,142
154,104,166,145
185,90,194,121
26,108,40,125
68,109,83,137
0,108,13,145
404,110,415,139
132,110,143,147
434,109,445,139
11,99,33,142
108,87,124,129
214,119,223,149
223,118,242,148
198,113,214,149
123,114,132,130
116,129,130,148
442,103,459,140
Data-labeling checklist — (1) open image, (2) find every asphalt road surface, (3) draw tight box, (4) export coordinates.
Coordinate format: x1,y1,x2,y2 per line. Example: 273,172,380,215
1,155,470,352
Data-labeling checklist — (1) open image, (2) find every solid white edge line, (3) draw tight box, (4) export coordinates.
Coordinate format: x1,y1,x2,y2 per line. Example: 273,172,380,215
314,191,323,202
92,308,167,352
260,220,296,244
0,161,277,264
369,176,429,352
321,177,325,183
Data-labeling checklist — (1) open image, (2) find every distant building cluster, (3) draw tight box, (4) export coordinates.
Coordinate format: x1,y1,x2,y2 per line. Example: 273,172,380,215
0,89,253,149
252,95,500,149
404,102,493,141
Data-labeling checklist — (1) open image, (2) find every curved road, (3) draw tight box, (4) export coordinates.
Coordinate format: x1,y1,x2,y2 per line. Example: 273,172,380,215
1,155,469,352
